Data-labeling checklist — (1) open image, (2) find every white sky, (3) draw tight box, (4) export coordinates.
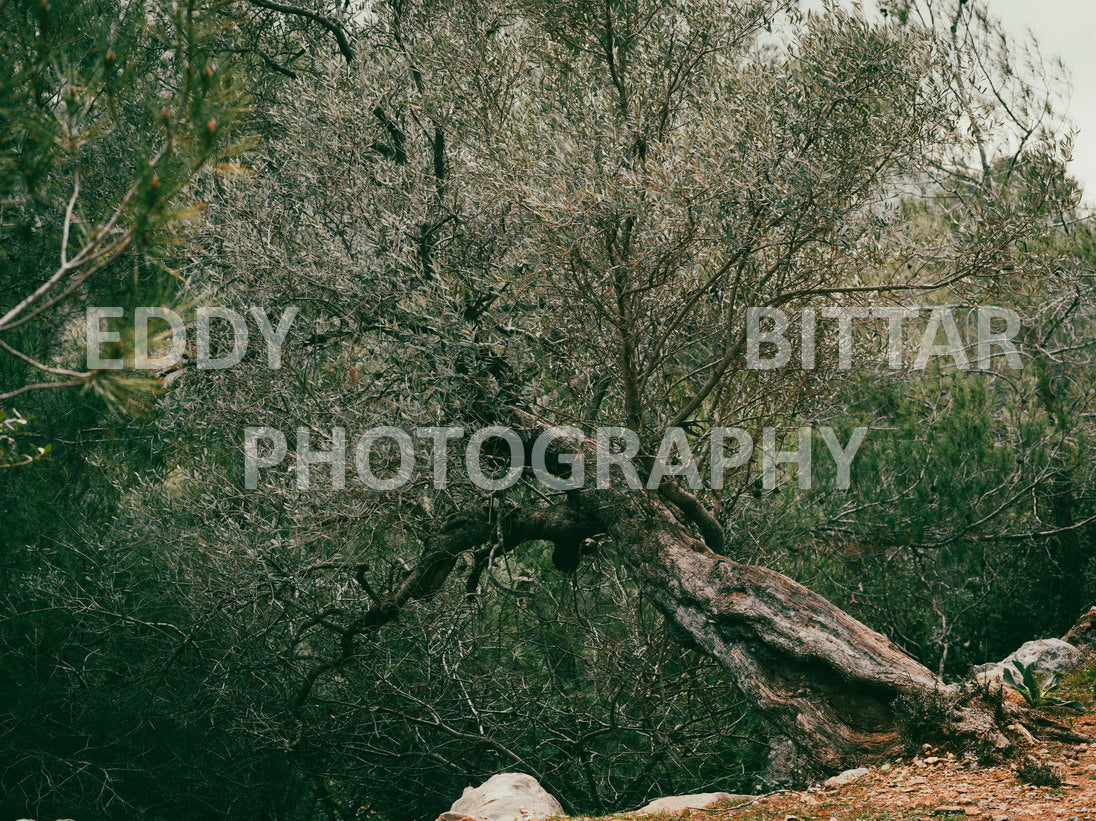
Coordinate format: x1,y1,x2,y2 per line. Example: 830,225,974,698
795,1,1094,198
989,0,1095,197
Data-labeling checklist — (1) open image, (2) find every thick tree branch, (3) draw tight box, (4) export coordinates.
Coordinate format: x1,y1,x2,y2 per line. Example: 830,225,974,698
357,503,599,631
246,0,354,64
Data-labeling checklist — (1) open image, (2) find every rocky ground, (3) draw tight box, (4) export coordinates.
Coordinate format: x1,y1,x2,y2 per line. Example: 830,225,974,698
640,747,1096,820
444,632,1096,821
571,671,1096,821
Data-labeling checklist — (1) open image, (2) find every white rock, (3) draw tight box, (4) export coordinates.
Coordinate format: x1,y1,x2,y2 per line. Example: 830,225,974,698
1001,639,1082,676
973,664,1007,687
438,773,564,821
635,792,751,814
973,638,1084,688
822,767,870,789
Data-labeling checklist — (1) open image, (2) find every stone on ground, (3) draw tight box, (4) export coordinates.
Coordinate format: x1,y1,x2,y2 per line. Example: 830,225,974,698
634,792,752,814
1002,638,1082,676
972,637,1083,686
823,767,870,789
437,773,564,821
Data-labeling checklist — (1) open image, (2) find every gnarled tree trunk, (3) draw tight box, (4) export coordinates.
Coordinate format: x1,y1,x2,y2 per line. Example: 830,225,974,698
355,472,1079,785
575,487,1015,783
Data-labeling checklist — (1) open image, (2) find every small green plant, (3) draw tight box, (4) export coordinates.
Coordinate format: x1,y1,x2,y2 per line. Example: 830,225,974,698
1014,754,1063,787
893,687,956,754
1003,661,1086,712
1062,663,1096,696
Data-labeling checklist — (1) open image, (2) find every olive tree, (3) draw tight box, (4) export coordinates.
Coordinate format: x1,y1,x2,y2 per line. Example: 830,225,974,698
163,0,1090,783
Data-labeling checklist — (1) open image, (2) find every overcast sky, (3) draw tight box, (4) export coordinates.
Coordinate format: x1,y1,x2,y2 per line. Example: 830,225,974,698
795,1,1094,198
989,0,1095,197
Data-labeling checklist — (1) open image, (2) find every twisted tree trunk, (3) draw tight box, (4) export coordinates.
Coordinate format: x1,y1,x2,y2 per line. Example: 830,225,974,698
353,451,1083,783
575,487,1014,782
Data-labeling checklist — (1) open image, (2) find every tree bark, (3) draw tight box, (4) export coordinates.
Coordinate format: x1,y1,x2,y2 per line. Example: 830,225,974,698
574,487,1016,782
1050,470,1086,630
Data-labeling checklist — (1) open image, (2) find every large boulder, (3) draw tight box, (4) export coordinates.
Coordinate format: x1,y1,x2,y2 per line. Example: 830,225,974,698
634,792,752,814
1002,639,1082,676
437,773,564,821
973,638,1083,686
